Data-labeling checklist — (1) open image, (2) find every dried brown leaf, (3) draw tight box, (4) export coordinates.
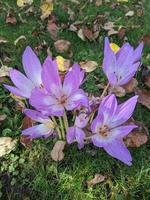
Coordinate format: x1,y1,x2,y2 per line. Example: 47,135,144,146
124,122,148,147
95,0,102,6
54,40,71,53
118,27,126,39
87,174,106,187
109,86,126,97
135,88,150,109
51,140,66,161
0,114,7,121
77,29,86,41
6,12,17,25
79,61,98,72
123,78,138,93
47,21,59,40
0,137,17,157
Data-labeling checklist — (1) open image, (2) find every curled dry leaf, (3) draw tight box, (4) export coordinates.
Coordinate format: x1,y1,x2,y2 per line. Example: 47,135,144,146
0,137,17,157
125,10,134,17
6,12,17,25
14,35,26,46
135,88,150,109
141,34,150,45
40,0,54,21
124,122,148,147
0,114,7,121
123,78,138,93
47,21,59,40
20,116,33,147
51,140,66,161
87,174,106,187
77,29,86,41
103,21,115,31
109,86,126,97
79,61,98,73
54,40,71,53
0,65,12,77
118,27,126,39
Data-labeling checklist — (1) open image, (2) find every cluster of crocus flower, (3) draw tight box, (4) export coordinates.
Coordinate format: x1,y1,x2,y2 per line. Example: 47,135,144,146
4,37,144,166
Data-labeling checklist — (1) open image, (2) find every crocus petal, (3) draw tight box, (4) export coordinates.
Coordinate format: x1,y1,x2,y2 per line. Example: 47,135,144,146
92,134,107,148
110,96,138,128
42,56,62,97
22,46,42,86
133,42,144,63
30,88,64,116
4,84,30,98
66,127,75,144
98,94,118,126
103,37,117,86
63,64,84,95
22,124,53,138
118,62,140,86
75,113,89,128
109,125,138,139
91,114,104,133
75,127,85,149
65,89,88,110
104,140,132,166
24,109,50,123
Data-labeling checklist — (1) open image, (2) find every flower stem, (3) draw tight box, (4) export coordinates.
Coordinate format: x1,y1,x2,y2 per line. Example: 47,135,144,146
58,117,65,140
63,111,69,133
51,117,62,140
100,82,110,99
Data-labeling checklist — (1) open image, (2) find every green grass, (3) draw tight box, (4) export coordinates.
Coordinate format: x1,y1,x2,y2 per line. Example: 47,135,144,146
0,0,150,199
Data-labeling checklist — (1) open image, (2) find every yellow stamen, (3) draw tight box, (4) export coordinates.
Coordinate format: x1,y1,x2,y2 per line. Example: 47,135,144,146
110,43,120,54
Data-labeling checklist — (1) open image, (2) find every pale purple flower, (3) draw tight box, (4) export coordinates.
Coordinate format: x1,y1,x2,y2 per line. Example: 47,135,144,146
4,46,42,98
103,37,143,86
67,113,89,149
22,109,55,138
91,94,138,165
29,56,88,116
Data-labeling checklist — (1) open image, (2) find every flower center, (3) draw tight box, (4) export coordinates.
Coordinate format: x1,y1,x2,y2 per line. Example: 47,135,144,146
59,94,68,106
98,125,109,137
45,121,55,129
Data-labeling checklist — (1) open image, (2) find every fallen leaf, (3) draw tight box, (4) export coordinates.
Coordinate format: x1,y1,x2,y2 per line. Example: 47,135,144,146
95,0,102,6
79,61,98,72
135,88,150,109
20,116,33,147
51,140,66,161
0,114,7,121
125,10,134,17
54,40,71,53
108,29,118,36
0,65,12,77
118,27,126,39
83,27,94,41
123,78,138,93
87,174,106,187
6,12,17,25
17,0,33,7
47,21,59,40
77,29,86,41
0,137,17,157
14,35,26,46
109,86,126,97
40,0,54,21
141,34,150,45
124,122,148,147
103,21,115,31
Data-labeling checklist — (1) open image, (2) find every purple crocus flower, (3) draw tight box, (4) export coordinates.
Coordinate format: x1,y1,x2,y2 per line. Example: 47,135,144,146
29,56,88,116
103,37,143,86
22,109,55,138
67,113,89,149
91,94,138,165
4,46,42,98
